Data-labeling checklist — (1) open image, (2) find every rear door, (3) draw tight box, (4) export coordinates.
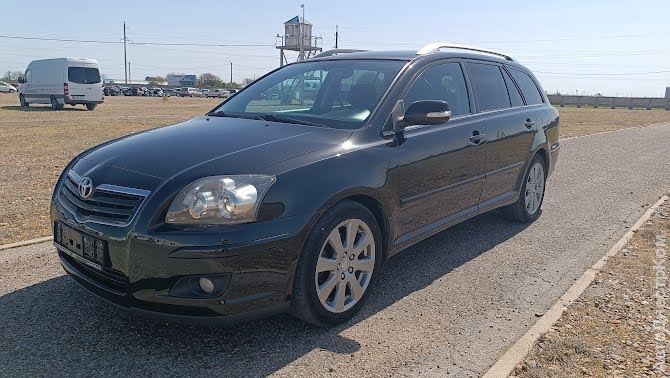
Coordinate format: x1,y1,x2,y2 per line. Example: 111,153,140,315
464,61,535,211
394,60,487,246
67,65,102,101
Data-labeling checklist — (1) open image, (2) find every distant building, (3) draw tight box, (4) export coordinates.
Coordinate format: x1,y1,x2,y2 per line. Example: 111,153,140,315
167,74,197,86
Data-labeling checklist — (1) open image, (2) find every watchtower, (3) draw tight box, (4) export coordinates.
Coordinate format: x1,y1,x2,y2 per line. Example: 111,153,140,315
276,15,322,66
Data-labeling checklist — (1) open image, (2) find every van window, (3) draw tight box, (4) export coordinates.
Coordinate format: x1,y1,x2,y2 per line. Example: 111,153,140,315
68,67,101,84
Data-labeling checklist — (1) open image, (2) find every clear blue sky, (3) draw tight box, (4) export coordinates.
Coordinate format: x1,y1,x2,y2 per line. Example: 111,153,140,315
2,0,669,96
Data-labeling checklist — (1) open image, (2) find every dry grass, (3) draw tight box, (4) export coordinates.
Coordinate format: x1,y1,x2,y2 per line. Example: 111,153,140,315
1,94,670,244
515,201,670,377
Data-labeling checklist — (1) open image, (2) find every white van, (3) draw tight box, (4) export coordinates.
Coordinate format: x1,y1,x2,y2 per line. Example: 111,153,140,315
18,58,103,110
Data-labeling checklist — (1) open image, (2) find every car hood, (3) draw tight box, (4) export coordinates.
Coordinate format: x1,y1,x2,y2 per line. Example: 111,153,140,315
80,116,352,180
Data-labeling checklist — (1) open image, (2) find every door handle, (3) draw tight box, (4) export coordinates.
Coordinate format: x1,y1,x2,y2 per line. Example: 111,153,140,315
468,130,486,145
524,118,536,128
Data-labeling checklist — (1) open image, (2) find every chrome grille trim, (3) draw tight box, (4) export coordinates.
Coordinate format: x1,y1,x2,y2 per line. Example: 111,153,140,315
57,170,151,227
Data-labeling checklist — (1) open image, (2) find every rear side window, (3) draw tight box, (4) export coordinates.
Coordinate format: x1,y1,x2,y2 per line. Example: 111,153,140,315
466,63,510,112
502,69,524,107
404,62,470,117
68,67,101,84
509,68,544,105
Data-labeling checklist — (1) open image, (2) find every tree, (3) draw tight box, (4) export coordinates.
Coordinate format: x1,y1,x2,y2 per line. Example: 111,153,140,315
242,77,255,87
145,75,166,86
1,70,23,82
197,73,222,88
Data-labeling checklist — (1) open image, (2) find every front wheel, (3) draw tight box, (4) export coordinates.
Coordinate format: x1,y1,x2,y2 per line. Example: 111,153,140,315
9,89,15,93
86,103,97,111
19,94,29,107
291,200,382,326
502,154,546,222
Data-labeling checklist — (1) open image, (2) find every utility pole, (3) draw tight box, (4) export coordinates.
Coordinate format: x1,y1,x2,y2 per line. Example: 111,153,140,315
123,22,128,84
127,61,131,84
298,4,305,60
229,61,233,84
335,25,338,49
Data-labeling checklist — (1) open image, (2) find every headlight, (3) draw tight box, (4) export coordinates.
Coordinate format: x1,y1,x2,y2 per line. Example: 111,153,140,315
165,175,275,225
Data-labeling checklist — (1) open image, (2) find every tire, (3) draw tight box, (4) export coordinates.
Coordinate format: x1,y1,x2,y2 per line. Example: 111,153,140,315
502,154,547,222
86,103,97,111
50,96,63,110
291,200,383,326
19,94,29,107
9,89,15,93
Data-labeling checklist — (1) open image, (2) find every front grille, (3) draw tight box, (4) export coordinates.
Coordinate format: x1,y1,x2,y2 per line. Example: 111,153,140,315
58,170,149,227
60,251,130,292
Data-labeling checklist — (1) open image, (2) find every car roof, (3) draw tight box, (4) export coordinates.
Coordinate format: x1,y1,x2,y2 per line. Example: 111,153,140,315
307,49,527,70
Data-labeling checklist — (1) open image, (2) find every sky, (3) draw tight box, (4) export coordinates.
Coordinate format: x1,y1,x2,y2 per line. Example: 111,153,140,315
2,0,669,97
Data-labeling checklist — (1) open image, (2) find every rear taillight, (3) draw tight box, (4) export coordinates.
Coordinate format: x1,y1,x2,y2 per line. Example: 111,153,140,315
63,83,69,96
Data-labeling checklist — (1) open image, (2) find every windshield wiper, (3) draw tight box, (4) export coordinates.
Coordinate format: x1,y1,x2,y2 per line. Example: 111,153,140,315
207,111,258,120
255,114,325,127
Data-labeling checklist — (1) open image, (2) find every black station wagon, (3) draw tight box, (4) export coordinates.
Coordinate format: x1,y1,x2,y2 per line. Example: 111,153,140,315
51,43,560,326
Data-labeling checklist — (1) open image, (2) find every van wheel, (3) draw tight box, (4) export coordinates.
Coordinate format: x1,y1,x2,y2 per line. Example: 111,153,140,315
9,89,15,93
19,94,29,107
291,200,382,326
86,103,97,111
50,97,63,110
502,154,546,222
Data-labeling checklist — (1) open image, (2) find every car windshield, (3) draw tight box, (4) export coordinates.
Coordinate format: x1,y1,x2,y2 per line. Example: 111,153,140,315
210,59,407,129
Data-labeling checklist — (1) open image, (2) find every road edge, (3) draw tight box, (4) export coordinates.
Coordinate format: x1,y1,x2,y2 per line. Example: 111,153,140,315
482,194,670,378
0,236,52,251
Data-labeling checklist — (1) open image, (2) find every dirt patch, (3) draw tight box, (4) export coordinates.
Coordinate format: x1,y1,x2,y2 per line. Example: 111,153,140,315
557,106,670,138
514,200,670,377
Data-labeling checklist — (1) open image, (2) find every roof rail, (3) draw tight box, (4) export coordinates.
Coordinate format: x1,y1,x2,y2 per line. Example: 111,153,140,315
416,43,515,61
312,49,368,58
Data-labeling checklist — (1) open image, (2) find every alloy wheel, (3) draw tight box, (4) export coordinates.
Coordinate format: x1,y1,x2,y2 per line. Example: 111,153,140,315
524,162,545,215
314,218,376,313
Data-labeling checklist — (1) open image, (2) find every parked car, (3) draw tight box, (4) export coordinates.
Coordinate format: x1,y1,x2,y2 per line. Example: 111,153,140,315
18,57,103,110
0,81,17,93
149,88,163,96
51,44,559,326
207,88,229,98
179,87,202,97
200,89,210,97
120,87,132,96
103,86,121,96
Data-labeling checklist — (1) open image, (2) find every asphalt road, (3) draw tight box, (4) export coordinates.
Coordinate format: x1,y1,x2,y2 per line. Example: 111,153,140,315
2,123,670,377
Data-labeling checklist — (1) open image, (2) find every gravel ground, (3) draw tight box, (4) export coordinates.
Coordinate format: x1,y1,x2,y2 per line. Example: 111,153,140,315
514,201,670,377
2,92,670,245
2,111,670,376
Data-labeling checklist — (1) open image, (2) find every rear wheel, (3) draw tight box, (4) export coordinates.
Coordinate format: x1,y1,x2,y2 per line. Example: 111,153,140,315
291,200,382,326
50,96,63,110
502,154,546,222
9,89,15,93
86,103,97,111
19,94,29,107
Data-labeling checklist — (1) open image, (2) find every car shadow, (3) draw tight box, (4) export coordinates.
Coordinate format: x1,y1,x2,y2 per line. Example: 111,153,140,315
0,211,531,376
1,105,87,112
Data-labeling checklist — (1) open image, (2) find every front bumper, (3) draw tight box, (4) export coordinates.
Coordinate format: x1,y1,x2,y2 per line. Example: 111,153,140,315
52,198,316,325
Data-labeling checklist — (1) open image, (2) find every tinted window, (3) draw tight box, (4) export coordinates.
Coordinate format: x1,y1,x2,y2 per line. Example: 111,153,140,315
466,63,510,112
502,69,524,107
509,68,544,105
68,67,101,84
404,62,470,117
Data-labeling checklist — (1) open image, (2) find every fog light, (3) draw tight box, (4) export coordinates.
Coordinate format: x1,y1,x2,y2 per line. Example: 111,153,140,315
198,277,215,294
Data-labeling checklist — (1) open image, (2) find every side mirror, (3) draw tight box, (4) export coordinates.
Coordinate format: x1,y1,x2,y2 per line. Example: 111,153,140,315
391,100,451,133
17,77,25,84
403,100,451,126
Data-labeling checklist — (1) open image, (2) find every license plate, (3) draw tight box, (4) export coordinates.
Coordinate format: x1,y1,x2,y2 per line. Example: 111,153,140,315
54,222,107,270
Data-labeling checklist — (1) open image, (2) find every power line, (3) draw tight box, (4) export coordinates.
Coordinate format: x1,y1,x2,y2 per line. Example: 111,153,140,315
0,34,274,47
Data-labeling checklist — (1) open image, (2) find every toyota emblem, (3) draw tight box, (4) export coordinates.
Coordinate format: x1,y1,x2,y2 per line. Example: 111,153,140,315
78,177,94,199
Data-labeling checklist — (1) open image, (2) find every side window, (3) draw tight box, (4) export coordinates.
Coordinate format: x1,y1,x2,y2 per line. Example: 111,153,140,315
502,69,524,107
25,69,32,83
466,63,511,112
404,62,470,117
509,68,544,105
